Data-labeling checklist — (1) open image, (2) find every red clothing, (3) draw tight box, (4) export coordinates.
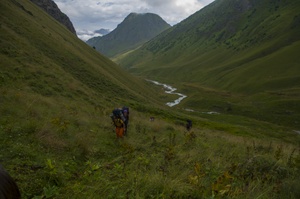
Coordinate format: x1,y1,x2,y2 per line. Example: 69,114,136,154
116,126,125,138
114,118,125,138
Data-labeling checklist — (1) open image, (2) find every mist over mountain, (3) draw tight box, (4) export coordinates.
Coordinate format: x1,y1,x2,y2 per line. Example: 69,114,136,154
30,0,76,35
86,12,171,58
77,28,111,41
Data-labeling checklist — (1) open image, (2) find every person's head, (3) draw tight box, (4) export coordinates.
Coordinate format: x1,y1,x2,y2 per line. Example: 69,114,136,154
0,165,21,199
123,109,128,116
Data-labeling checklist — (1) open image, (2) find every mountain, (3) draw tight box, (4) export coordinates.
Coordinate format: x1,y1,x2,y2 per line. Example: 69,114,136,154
86,12,171,58
30,0,77,35
94,28,110,35
119,0,300,93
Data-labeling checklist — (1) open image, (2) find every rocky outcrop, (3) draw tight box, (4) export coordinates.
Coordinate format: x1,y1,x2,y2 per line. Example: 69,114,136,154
30,0,76,35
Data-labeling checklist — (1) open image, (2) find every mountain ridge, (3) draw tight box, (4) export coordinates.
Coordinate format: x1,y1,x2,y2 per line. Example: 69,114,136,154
30,0,77,35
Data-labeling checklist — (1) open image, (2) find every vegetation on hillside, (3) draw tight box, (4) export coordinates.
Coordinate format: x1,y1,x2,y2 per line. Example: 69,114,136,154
117,0,300,129
118,0,300,89
0,0,299,198
2,105,299,198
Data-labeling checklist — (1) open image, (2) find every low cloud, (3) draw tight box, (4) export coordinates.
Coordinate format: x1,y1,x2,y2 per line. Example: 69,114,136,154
76,29,103,41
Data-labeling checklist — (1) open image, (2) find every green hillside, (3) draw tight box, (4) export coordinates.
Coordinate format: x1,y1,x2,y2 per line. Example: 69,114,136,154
86,13,171,58
0,0,167,108
118,0,300,129
1,0,300,198
119,0,300,91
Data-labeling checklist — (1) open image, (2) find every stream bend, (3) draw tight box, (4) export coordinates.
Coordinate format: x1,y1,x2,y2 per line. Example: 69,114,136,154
147,80,187,107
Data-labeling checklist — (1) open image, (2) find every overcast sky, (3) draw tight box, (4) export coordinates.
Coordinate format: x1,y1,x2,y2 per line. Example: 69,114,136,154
53,0,215,41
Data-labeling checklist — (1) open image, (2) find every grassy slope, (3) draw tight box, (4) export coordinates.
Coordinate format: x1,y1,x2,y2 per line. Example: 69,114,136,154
117,0,300,129
0,0,167,107
0,0,300,198
119,0,300,91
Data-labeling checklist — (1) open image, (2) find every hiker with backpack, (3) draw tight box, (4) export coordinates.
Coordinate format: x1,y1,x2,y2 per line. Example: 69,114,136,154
111,107,129,138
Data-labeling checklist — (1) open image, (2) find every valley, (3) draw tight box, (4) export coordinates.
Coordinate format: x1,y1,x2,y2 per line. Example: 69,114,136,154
0,0,299,198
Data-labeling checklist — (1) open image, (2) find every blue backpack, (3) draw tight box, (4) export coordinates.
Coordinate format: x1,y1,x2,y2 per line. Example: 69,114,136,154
111,108,126,127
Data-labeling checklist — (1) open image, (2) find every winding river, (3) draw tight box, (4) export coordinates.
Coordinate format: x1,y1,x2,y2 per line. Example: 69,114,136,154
147,80,187,107
147,80,300,135
147,80,220,114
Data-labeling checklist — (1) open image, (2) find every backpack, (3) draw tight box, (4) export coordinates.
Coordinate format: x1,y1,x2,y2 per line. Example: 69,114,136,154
111,108,126,127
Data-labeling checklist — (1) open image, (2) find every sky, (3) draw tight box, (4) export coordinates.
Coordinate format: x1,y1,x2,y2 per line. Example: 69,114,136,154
53,0,215,41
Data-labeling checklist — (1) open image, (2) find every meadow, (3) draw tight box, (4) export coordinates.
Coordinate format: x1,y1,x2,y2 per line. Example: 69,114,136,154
1,85,299,198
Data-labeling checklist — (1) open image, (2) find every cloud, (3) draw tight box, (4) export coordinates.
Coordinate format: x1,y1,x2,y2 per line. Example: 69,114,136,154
140,0,207,25
76,28,110,41
53,0,214,40
76,29,102,41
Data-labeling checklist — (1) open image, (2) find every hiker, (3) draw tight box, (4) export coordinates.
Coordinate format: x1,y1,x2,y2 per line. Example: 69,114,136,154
122,106,129,136
111,108,127,138
186,119,192,131
0,165,21,199
149,117,155,122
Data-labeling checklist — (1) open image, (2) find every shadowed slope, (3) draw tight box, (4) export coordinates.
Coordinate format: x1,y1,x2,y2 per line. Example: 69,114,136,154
86,12,171,58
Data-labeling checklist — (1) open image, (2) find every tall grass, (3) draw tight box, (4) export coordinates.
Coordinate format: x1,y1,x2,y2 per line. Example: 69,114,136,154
1,86,299,198
1,75,300,198
41,113,299,199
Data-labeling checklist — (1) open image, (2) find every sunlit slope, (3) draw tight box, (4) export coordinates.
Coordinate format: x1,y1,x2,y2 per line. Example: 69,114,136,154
0,0,161,108
118,0,300,93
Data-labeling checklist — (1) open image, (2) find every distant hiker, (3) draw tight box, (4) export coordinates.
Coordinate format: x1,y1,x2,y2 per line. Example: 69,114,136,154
122,106,129,136
149,117,155,122
0,165,21,199
186,119,192,131
111,108,127,138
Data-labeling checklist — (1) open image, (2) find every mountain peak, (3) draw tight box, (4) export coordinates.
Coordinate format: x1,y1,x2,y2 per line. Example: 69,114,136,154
121,12,168,26
86,12,171,57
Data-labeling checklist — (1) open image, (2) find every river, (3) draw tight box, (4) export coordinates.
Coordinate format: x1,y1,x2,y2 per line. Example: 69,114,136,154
147,80,221,115
147,80,187,107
